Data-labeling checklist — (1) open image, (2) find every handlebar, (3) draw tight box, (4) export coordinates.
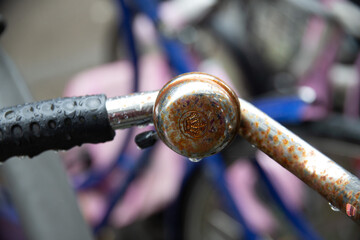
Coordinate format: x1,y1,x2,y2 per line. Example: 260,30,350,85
0,95,115,161
0,72,359,223
238,99,360,224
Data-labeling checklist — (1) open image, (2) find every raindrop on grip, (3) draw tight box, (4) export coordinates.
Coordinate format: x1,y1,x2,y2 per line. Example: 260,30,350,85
0,95,115,162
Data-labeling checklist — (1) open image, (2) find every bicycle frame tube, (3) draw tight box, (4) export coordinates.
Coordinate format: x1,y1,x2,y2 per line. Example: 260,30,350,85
238,99,360,223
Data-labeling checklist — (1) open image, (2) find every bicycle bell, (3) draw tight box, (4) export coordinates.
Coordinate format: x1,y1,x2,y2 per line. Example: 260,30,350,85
153,72,241,161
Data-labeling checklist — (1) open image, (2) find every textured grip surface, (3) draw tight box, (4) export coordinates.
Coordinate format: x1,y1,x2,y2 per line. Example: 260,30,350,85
0,95,115,161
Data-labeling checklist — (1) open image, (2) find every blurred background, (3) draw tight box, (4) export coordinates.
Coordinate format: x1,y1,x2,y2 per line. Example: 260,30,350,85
0,0,117,100
1,0,360,239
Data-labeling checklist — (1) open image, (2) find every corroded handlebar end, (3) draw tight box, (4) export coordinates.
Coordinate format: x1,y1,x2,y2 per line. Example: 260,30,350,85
153,72,241,160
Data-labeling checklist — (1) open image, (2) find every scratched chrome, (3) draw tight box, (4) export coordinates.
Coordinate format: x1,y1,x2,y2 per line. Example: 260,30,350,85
238,99,360,223
106,91,158,129
153,72,241,159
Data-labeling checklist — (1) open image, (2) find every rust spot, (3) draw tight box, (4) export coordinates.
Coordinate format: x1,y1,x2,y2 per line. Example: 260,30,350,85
261,131,265,135
336,178,343,185
355,192,360,199
273,135,279,143
255,122,259,128
282,139,289,145
337,194,344,203
266,128,270,137
293,154,299,160
288,145,295,153
277,130,282,135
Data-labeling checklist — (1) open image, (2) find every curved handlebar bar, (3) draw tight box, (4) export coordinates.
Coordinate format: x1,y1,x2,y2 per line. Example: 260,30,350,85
0,72,359,223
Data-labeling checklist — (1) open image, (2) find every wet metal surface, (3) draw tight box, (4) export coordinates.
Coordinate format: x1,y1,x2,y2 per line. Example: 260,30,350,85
106,91,158,129
238,99,360,223
153,72,241,159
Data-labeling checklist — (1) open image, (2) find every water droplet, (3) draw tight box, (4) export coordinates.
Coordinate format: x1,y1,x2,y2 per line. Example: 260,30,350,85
23,108,33,117
42,103,55,113
251,144,256,148
65,110,76,118
329,202,340,212
189,157,203,162
5,111,15,120
85,97,101,111
64,101,75,110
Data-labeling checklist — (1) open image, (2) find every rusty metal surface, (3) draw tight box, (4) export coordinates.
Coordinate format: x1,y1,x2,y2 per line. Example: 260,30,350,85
238,99,360,223
153,72,241,160
106,72,360,223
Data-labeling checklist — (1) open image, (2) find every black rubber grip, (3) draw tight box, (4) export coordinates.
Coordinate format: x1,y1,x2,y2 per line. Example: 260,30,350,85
0,95,115,162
